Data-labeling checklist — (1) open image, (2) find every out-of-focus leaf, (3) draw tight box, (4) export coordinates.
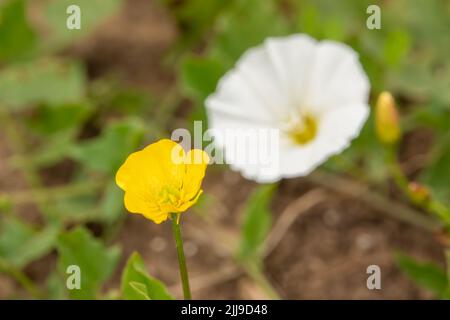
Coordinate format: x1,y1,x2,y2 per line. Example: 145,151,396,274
0,0,37,61
181,56,224,124
56,227,120,299
25,103,92,167
296,0,367,41
297,4,321,38
238,184,275,261
322,18,345,41
211,0,288,63
108,88,153,115
45,272,67,300
29,103,92,135
161,0,227,49
181,56,224,100
395,252,447,298
408,102,450,133
100,180,124,223
421,138,450,207
383,30,411,68
0,60,86,110
49,193,99,222
121,252,173,300
43,0,122,49
0,217,59,268
27,130,76,168
70,118,145,174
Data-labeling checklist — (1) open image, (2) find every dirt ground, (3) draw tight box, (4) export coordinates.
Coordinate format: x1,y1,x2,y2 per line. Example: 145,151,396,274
0,0,446,299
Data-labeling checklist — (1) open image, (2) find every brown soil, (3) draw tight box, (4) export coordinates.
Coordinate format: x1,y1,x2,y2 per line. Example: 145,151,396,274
0,0,446,300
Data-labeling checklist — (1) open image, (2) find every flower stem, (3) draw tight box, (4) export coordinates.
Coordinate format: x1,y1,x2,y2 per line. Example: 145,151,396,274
170,213,192,300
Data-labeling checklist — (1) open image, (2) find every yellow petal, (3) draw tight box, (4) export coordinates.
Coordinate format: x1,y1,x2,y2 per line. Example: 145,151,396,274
177,189,203,213
116,139,187,223
116,139,185,204
181,149,209,203
124,190,169,223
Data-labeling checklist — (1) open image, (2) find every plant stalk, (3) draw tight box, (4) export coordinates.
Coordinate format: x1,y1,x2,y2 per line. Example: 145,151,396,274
171,213,192,300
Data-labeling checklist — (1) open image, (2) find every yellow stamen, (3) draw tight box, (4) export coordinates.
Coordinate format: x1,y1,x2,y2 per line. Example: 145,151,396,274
158,186,181,206
287,113,318,145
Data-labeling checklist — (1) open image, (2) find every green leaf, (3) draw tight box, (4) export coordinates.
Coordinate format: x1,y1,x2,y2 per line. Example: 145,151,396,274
409,103,450,133
43,0,122,49
181,56,224,100
128,281,151,300
70,118,145,174
48,193,99,222
161,0,227,50
181,56,224,124
395,252,448,298
23,103,92,168
100,180,124,223
421,138,450,207
0,0,37,61
108,87,154,115
0,217,59,268
297,4,321,38
29,102,92,135
45,272,68,300
211,0,288,63
238,184,275,261
0,59,86,110
383,29,411,68
121,252,174,300
56,227,120,299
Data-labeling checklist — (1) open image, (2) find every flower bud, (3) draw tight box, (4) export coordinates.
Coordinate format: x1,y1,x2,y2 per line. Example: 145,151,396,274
375,91,401,145
408,182,430,205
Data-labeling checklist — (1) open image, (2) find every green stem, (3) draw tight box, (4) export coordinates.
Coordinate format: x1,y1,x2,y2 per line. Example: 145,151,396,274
386,145,450,225
386,147,409,192
170,213,192,300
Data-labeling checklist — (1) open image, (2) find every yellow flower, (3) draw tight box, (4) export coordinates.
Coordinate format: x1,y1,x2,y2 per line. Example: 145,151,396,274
115,139,209,224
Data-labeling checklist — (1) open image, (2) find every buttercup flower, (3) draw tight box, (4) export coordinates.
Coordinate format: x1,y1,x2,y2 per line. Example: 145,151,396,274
116,139,209,224
206,34,370,182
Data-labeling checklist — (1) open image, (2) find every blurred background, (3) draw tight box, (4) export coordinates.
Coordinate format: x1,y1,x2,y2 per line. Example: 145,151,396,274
0,0,449,299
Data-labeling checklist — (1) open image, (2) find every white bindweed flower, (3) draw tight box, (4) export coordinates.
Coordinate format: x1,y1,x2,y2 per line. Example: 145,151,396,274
205,34,370,183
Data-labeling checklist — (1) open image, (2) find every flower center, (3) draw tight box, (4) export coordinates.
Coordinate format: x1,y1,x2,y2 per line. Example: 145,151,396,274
158,186,180,206
286,113,318,145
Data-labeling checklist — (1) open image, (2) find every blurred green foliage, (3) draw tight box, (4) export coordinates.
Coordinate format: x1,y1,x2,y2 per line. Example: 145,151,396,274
395,252,450,299
56,227,120,299
0,0,448,299
238,184,275,262
0,60,86,109
121,252,174,300
0,217,59,269
0,0,36,61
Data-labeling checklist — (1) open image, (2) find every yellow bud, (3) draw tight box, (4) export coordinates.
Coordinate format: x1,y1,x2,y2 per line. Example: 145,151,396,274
408,182,430,205
375,91,401,145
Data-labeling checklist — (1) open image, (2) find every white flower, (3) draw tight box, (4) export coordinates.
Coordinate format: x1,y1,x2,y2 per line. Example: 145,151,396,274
205,34,370,183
